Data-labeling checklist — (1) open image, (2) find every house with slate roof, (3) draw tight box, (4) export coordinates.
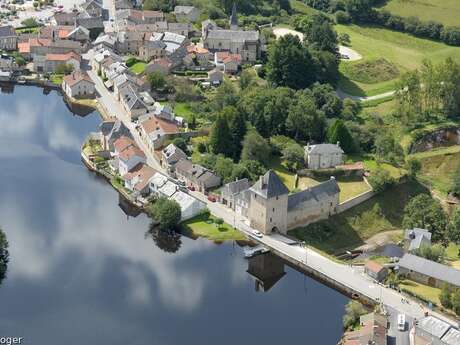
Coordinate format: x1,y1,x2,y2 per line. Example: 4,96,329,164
397,253,460,289
305,142,344,170
404,228,432,252
247,170,340,234
221,178,251,210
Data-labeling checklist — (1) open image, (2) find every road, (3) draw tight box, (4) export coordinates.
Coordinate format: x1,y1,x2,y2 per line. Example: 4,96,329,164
387,306,412,345
191,190,460,330
83,51,164,173
83,51,458,334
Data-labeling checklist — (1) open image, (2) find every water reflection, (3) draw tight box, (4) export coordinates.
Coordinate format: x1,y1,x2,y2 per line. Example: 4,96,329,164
247,253,286,292
146,223,182,254
0,87,348,345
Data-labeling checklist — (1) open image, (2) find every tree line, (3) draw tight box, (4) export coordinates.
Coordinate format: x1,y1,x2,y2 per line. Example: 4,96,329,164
305,0,460,46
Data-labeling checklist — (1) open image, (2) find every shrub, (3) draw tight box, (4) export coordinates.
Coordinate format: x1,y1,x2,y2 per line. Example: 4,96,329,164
335,10,351,24
367,169,396,193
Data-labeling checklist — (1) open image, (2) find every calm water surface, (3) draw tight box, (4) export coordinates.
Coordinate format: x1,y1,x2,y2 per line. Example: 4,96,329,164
0,86,348,345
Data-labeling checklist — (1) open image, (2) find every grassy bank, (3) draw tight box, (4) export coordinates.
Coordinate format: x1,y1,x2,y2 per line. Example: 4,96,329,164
289,181,428,255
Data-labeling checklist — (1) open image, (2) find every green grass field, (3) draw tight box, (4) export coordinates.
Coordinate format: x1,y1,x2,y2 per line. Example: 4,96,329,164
380,0,460,27
268,156,371,202
129,62,147,75
336,24,460,96
410,146,460,195
400,280,441,305
181,214,246,241
289,181,428,254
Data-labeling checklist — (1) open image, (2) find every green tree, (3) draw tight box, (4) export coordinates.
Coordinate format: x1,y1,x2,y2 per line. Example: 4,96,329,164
266,34,316,90
171,137,188,153
213,80,238,110
21,18,39,27
405,158,421,179
413,244,446,263
326,119,354,153
338,33,351,46
214,155,235,182
209,114,233,157
374,132,404,165
447,208,460,244
239,68,254,90
55,63,74,75
148,198,181,232
215,218,224,228
298,13,338,54
241,159,267,181
241,130,271,166
367,169,396,193
148,71,166,90
452,289,460,316
402,194,448,242
282,143,305,172
343,301,367,330
286,93,326,142
228,108,247,161
0,227,8,282
440,283,453,309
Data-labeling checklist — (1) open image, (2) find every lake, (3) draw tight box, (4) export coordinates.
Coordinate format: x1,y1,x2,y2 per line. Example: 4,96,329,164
0,86,348,345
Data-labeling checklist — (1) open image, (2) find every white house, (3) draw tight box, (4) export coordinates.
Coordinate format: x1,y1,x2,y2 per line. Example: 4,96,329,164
171,190,205,220
62,71,95,99
304,143,344,170
118,145,146,175
123,163,156,195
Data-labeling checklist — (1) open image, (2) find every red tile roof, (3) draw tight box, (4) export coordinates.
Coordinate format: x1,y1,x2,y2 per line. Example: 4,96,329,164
46,51,81,62
365,260,384,273
141,116,179,135
62,71,94,87
123,163,156,191
113,136,135,153
118,145,145,162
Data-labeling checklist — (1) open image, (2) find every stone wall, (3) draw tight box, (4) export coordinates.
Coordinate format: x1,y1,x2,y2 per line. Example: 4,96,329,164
336,186,375,214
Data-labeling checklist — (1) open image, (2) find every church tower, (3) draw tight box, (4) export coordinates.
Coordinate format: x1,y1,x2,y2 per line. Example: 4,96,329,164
229,2,238,30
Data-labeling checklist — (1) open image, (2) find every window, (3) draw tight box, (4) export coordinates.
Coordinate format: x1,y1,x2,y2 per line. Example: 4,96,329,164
269,217,272,222
276,196,278,200
272,208,275,212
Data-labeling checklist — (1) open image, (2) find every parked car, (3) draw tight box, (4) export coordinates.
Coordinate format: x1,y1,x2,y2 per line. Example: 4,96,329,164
207,195,216,202
252,230,263,238
398,314,406,331
188,186,195,191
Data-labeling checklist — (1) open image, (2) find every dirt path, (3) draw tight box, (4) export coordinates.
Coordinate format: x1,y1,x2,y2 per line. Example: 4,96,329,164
355,230,401,252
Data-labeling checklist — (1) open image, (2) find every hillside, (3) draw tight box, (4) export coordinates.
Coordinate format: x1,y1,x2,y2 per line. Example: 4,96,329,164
380,0,460,27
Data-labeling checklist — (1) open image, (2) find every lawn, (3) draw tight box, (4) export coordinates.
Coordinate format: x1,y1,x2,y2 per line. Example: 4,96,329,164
380,0,460,27
346,154,405,179
289,181,428,255
50,74,63,85
268,156,370,201
446,243,460,270
411,146,460,195
129,62,147,75
400,280,441,306
336,24,460,96
181,214,246,241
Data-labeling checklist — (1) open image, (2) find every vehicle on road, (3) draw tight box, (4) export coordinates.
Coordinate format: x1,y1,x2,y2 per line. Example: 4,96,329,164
207,195,216,202
398,313,406,331
252,230,263,238
244,245,269,258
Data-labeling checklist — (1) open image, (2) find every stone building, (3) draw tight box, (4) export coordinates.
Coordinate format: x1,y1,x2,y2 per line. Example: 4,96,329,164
247,170,340,235
397,253,460,289
304,143,344,170
202,5,261,62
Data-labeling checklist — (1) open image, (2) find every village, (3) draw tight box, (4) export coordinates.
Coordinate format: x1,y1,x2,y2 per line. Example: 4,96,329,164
1,0,460,344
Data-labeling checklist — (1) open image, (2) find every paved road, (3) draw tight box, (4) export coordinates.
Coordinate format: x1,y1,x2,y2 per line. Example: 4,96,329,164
83,51,458,333
387,306,412,345
84,51,164,173
191,192,460,330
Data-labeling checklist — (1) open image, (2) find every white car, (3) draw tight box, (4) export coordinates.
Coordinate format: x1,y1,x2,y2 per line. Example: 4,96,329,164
252,230,263,238
397,314,406,331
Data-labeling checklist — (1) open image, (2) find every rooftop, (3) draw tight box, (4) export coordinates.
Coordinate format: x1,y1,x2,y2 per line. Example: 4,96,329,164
250,170,289,199
417,316,451,339
306,143,344,155
287,178,340,211
398,254,460,287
